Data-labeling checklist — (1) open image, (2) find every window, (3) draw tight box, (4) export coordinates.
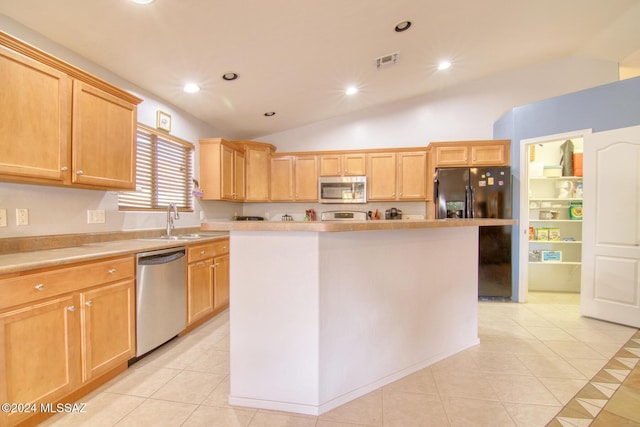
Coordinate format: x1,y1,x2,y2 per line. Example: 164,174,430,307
119,124,194,211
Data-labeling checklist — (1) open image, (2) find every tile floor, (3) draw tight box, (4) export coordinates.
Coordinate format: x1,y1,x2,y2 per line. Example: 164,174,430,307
40,292,639,427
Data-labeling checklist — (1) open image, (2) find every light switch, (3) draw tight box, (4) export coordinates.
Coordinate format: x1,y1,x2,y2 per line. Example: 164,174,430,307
87,210,106,224
0,209,6,227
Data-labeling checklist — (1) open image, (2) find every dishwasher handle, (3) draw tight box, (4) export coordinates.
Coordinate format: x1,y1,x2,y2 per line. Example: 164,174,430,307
138,249,186,266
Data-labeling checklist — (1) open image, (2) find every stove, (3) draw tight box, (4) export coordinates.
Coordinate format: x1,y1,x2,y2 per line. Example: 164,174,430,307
320,210,368,221
233,216,264,221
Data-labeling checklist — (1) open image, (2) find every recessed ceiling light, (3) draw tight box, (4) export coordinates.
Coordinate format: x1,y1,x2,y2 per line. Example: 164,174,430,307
131,0,154,4
394,21,412,32
345,86,358,96
264,112,276,117
183,83,200,93
222,72,239,81
438,61,452,71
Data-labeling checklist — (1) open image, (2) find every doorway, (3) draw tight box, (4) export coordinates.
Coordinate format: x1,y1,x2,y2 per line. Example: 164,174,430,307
518,129,591,303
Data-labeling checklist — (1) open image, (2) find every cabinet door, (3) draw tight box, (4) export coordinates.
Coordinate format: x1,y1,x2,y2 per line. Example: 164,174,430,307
470,144,507,165
187,259,214,325
270,156,295,201
235,149,246,201
220,144,235,200
0,45,71,183
0,296,80,427
367,152,397,200
434,145,469,166
343,153,366,176
295,156,318,201
319,154,342,176
213,254,230,310
80,280,135,382
245,147,271,201
72,81,137,190
398,151,427,200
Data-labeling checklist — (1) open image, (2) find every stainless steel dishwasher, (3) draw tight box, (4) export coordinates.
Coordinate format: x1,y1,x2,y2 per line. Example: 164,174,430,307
136,247,187,357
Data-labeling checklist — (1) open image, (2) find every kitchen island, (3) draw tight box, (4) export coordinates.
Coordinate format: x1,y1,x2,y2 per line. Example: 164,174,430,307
201,219,515,415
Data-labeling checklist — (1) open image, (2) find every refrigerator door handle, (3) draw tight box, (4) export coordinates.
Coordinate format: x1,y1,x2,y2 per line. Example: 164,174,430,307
469,186,476,218
464,186,470,218
434,178,439,202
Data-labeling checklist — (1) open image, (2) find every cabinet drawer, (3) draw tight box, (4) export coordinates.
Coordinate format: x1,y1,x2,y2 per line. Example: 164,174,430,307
188,239,229,262
0,256,134,310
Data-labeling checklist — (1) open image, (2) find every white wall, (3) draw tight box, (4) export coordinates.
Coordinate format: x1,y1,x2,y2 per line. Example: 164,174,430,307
0,16,237,238
259,57,619,152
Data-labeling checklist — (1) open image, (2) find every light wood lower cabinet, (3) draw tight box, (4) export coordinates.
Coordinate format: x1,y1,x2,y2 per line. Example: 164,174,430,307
0,255,135,427
80,280,135,382
0,296,79,427
187,239,230,327
213,254,230,309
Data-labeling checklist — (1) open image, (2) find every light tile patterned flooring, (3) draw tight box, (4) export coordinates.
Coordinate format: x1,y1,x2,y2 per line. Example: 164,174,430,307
41,292,639,427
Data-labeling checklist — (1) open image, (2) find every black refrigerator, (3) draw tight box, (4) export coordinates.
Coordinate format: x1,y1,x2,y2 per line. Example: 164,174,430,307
434,167,512,298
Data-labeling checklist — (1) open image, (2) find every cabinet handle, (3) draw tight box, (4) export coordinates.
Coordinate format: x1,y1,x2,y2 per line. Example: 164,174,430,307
200,250,206,255
85,301,93,307
60,166,69,172
211,263,220,268
68,306,76,312
223,246,227,251
108,268,117,274
34,284,45,291
76,170,84,175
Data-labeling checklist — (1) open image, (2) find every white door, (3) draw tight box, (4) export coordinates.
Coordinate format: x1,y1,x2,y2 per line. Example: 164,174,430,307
581,125,640,327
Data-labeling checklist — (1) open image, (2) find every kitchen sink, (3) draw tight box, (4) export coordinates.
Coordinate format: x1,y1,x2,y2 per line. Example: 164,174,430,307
137,233,222,242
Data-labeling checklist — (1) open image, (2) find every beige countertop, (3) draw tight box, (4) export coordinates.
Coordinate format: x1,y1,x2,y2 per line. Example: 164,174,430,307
0,233,228,275
201,218,516,233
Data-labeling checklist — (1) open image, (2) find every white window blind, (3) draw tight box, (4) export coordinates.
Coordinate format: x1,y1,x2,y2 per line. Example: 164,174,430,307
119,124,194,211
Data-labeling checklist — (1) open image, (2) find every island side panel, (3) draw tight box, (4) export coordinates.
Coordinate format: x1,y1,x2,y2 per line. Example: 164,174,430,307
228,231,321,412
317,227,479,408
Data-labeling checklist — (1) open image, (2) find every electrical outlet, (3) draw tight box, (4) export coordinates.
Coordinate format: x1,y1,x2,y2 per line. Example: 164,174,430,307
87,210,106,224
16,208,29,226
0,209,7,227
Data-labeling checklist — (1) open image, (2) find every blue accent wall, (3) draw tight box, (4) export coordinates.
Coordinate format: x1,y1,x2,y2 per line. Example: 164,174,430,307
494,76,640,300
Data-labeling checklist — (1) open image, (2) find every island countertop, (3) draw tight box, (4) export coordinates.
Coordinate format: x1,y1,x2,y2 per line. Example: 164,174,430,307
201,218,516,232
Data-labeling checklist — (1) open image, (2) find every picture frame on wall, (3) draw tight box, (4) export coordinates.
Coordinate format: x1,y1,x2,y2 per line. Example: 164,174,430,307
156,110,171,132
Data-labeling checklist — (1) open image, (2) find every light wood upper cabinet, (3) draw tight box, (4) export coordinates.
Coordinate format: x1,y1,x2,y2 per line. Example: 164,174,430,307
270,155,317,201
470,143,507,165
431,140,510,167
397,151,428,200
72,81,137,189
0,33,142,191
367,150,429,201
270,156,295,201
0,44,71,183
319,153,366,176
200,139,245,201
367,152,397,200
433,145,469,166
243,142,274,202
294,155,318,201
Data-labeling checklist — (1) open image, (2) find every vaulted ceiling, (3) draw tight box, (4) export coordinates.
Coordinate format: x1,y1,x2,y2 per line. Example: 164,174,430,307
2,0,639,140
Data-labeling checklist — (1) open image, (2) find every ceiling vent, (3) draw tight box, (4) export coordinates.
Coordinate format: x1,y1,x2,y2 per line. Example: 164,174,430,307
375,52,400,70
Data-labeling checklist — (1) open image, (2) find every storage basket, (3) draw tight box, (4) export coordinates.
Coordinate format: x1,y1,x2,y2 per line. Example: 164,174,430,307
543,165,562,177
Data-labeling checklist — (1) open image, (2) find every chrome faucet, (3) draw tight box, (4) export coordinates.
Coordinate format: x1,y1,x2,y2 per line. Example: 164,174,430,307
165,203,180,236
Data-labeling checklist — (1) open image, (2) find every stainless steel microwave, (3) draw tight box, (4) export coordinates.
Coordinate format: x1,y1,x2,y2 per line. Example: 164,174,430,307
318,176,367,204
